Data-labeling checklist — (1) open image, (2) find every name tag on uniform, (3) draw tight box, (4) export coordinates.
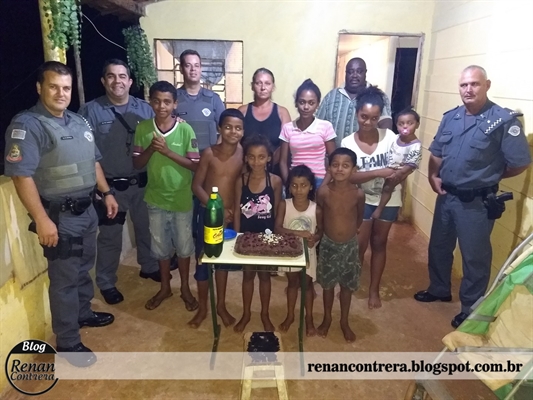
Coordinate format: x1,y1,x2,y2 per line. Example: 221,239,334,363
100,121,114,125
61,136,74,140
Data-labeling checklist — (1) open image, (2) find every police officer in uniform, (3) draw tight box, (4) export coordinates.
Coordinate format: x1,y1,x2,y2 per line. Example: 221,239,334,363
78,59,160,305
414,65,531,328
4,61,119,366
175,49,225,235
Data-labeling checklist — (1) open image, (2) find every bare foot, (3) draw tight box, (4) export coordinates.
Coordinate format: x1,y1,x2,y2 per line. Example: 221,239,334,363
368,291,382,309
234,314,251,333
187,308,207,328
217,307,236,327
317,317,331,338
145,290,173,310
340,322,356,343
305,316,316,337
278,315,294,332
261,313,275,332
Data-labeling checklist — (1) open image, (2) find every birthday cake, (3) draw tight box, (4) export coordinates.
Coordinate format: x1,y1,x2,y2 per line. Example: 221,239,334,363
234,232,303,257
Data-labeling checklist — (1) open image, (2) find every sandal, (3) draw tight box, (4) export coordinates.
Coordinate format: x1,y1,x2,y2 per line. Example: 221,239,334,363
145,292,173,310
180,294,199,312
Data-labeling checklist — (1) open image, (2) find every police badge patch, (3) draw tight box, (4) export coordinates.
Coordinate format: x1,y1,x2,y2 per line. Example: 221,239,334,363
508,125,521,137
202,108,211,117
84,131,94,142
6,144,22,163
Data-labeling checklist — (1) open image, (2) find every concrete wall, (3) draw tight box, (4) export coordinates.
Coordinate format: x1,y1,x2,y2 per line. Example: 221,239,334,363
410,0,533,276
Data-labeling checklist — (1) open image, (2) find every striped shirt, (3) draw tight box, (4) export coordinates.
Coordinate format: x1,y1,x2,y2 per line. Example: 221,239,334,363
316,83,392,148
279,118,336,178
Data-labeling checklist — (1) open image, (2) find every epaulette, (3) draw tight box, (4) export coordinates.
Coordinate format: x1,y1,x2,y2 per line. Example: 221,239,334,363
443,106,459,115
482,107,521,135
504,108,523,118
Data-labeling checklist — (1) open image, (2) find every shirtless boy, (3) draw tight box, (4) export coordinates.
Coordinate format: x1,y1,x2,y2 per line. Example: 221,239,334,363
316,147,365,342
189,109,244,328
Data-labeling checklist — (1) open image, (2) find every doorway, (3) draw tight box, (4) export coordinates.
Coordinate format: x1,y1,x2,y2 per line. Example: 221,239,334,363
335,32,424,133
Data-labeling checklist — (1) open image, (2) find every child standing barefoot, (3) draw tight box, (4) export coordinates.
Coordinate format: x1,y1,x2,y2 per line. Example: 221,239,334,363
189,109,244,328
233,134,283,332
275,165,322,336
316,148,365,342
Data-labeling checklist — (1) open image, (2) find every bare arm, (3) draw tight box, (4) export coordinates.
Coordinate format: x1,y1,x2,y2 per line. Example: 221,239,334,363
11,176,58,247
133,146,154,170
356,188,365,230
501,164,529,179
233,176,243,232
314,204,324,244
278,106,292,125
272,174,283,221
279,141,290,184
349,168,395,184
384,165,416,189
428,154,446,195
192,149,212,206
238,104,248,116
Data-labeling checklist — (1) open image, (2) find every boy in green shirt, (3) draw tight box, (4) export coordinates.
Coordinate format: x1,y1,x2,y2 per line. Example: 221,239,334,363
133,81,200,310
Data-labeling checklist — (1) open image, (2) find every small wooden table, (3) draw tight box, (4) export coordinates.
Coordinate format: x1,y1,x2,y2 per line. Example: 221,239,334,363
200,233,309,372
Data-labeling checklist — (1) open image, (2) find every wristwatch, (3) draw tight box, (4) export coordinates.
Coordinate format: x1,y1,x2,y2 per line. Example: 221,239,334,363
102,189,116,197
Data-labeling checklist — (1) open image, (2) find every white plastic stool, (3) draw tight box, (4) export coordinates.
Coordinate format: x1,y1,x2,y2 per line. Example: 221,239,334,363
240,332,288,400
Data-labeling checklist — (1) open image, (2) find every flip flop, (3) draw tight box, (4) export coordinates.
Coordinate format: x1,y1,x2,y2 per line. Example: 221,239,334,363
145,292,173,310
180,294,199,312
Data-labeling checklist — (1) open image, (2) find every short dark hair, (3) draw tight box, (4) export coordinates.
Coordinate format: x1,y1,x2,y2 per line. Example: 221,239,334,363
242,134,272,157
355,85,385,113
252,68,275,84
149,81,177,101
395,107,420,123
287,164,316,201
102,59,131,78
179,50,201,67
329,147,357,167
37,61,72,84
295,79,321,106
346,57,367,72
219,108,245,127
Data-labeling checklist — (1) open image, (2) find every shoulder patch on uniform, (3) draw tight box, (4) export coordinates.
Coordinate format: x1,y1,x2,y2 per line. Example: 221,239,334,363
508,125,521,136
191,139,198,149
11,129,26,140
84,131,94,142
6,143,22,163
202,108,211,117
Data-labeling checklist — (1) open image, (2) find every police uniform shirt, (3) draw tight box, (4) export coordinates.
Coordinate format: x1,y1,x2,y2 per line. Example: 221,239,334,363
4,101,102,198
429,100,531,188
78,95,153,178
176,86,225,152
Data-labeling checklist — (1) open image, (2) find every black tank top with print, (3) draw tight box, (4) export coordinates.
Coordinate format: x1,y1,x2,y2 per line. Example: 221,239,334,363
239,172,275,233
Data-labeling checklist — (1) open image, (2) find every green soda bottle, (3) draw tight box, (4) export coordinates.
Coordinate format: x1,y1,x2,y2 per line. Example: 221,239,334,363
204,186,224,257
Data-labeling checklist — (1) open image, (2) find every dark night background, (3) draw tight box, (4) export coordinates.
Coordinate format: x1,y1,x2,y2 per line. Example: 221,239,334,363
0,0,142,175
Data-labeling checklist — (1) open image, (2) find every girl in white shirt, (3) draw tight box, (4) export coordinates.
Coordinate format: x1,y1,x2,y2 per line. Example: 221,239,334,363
340,86,406,309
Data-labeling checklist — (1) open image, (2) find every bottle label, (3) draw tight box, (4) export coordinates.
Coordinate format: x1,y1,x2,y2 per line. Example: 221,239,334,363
204,226,223,244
